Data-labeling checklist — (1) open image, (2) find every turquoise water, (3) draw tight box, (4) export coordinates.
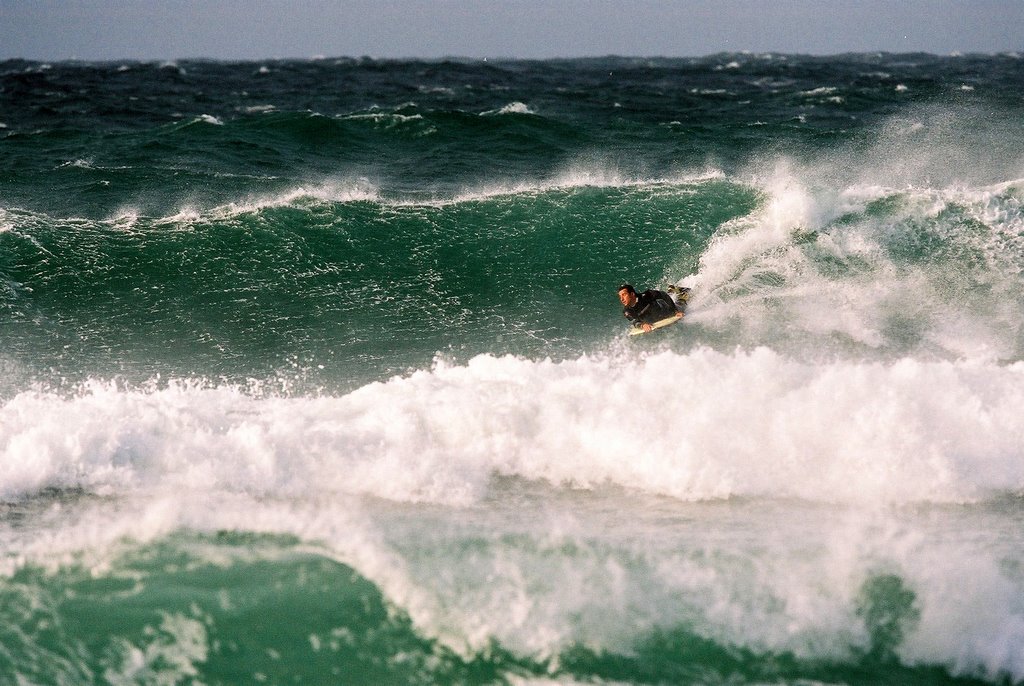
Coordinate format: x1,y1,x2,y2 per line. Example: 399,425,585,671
2,54,1024,684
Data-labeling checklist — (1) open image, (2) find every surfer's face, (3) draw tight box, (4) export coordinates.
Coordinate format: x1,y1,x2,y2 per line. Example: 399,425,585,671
618,288,636,307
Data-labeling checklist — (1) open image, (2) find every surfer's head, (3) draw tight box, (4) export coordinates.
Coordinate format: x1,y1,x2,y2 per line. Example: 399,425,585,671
617,284,637,307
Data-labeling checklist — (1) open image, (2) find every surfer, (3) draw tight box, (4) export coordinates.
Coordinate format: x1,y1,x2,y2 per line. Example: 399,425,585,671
618,283,683,332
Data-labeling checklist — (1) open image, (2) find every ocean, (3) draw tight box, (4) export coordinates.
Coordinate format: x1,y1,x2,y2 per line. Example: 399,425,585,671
1,53,1023,684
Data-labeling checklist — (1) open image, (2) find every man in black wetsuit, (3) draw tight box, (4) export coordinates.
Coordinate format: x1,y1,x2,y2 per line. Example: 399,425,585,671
618,283,682,332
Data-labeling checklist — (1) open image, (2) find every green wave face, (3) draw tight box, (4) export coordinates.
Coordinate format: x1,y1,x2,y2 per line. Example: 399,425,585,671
1,180,759,387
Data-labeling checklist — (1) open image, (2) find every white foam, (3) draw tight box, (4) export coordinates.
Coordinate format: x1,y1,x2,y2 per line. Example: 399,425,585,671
2,350,1022,507
685,147,1024,363
102,612,207,684
342,111,424,125
59,158,95,169
147,179,383,223
483,102,535,116
418,85,455,96
801,87,838,96
215,179,381,214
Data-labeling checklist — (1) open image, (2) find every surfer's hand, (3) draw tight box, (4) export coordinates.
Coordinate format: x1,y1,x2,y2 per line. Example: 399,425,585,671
675,311,683,319
642,323,653,332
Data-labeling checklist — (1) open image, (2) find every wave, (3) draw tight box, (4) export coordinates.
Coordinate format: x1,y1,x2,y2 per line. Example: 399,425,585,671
2,529,1004,685
3,163,1023,394
4,334,1019,675
0,535,524,685
682,150,1024,363
0,177,753,388
482,101,536,116
3,543,1008,686
3,348,1022,506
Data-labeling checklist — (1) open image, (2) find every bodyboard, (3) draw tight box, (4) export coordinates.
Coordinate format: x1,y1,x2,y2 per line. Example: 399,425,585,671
628,315,682,335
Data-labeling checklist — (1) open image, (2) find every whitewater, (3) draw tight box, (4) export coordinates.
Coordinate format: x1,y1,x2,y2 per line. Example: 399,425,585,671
2,54,1024,684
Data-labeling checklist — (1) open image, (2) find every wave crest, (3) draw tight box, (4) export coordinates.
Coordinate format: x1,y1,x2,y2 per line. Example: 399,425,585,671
3,349,1022,506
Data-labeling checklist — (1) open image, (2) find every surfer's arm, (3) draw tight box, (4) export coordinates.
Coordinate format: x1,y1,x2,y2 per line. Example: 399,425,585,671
624,306,657,332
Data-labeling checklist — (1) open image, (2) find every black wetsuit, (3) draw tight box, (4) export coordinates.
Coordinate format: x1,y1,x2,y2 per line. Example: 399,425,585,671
623,289,679,328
